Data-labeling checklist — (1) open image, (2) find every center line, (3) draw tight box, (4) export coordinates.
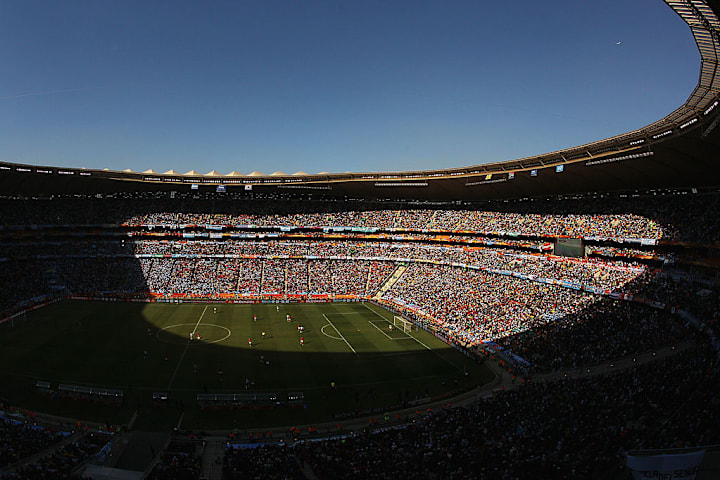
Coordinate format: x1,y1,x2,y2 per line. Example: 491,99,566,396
322,313,357,356
167,305,208,390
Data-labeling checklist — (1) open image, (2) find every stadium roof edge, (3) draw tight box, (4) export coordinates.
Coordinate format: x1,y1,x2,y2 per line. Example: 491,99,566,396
0,0,719,200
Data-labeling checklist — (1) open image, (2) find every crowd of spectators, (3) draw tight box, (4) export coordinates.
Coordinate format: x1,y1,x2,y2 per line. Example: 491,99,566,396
0,431,110,480
587,245,666,259
384,263,597,345
147,440,202,480
0,192,718,478
223,444,302,480
0,237,690,373
128,239,646,291
220,340,719,479
122,209,663,240
496,298,689,371
0,417,65,469
0,239,646,302
623,271,720,320
2,189,718,243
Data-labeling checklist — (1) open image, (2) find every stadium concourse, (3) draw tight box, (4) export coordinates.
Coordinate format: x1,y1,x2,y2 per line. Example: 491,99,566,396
0,190,718,479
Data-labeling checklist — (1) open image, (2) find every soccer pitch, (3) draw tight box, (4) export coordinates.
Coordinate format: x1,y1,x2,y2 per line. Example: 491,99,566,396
0,300,493,430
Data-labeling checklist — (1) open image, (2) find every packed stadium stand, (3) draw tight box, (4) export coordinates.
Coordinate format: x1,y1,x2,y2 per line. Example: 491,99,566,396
2,1,720,479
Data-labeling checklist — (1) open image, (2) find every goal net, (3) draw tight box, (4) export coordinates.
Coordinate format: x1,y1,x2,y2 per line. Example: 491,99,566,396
393,315,417,333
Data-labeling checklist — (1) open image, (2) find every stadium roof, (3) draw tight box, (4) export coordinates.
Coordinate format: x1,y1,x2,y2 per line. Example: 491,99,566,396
1,0,719,201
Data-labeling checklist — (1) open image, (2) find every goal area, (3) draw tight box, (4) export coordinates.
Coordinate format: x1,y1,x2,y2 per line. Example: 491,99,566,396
393,315,418,333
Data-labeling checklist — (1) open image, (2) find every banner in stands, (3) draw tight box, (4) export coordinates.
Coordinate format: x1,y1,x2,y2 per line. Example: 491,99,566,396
482,341,531,368
626,450,705,480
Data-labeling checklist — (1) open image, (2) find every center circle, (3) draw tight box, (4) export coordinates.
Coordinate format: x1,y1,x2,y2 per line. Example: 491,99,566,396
156,323,232,345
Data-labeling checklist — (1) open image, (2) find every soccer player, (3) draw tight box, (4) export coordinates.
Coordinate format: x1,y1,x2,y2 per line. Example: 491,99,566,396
248,338,252,347
253,314,257,322
190,332,194,340
196,333,201,340
213,307,217,314
276,305,279,312
297,324,302,333
300,337,304,346
286,314,291,323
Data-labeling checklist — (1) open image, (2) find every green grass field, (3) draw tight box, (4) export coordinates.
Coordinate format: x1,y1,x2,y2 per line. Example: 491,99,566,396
0,300,493,431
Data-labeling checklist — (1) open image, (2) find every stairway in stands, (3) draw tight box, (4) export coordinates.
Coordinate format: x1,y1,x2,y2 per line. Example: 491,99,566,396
372,264,407,299
201,439,226,480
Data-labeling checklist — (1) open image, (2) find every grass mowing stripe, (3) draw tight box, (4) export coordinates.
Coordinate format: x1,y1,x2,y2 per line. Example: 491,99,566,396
322,313,357,355
167,305,208,390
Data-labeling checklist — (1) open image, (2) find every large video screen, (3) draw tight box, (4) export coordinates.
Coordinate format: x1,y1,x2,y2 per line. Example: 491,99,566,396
555,237,584,257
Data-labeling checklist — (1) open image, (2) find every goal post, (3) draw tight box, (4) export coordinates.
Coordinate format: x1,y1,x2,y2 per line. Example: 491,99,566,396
393,315,417,333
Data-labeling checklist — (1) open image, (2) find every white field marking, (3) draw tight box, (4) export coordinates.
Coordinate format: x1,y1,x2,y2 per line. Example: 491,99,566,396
361,303,432,351
320,312,370,315
191,306,209,336
367,320,413,340
367,320,393,339
322,313,357,355
362,303,469,371
127,410,139,430
157,323,231,344
320,324,343,340
167,305,208,390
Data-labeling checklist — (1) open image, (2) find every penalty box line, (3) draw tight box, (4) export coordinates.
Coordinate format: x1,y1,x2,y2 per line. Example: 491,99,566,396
361,303,432,351
167,305,209,390
367,319,413,340
363,303,467,371
322,313,358,356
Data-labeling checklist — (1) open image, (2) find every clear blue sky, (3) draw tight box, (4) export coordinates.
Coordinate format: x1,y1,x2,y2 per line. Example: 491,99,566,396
0,0,699,174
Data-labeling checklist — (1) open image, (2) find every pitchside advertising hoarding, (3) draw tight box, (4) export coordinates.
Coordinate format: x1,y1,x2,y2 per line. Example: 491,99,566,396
626,450,705,480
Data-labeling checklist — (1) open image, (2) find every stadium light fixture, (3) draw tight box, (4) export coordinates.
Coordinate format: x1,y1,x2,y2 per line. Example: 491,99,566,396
585,151,654,166
704,100,718,115
374,182,428,187
651,130,673,139
680,118,698,129
465,177,507,186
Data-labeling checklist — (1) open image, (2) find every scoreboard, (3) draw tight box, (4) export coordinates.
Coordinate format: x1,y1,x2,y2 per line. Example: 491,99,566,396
554,237,585,257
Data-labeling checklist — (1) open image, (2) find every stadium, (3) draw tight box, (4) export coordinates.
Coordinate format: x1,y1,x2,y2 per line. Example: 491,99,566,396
1,1,719,479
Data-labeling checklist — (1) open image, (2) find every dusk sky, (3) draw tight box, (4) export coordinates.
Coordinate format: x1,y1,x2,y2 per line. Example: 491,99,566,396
0,0,699,174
